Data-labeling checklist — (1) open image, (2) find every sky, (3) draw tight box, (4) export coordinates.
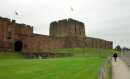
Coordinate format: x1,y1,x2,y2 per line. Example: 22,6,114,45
0,0,130,48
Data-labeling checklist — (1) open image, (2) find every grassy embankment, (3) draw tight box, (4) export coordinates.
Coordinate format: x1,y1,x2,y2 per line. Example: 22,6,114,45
0,48,114,79
50,48,113,57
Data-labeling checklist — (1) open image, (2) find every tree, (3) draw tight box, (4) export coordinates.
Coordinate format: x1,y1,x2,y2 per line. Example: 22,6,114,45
115,45,121,51
122,47,129,52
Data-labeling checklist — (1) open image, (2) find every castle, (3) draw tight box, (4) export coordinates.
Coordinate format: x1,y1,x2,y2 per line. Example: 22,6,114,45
0,16,113,53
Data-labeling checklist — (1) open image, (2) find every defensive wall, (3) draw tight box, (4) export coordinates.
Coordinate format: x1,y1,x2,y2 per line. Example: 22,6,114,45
0,16,113,53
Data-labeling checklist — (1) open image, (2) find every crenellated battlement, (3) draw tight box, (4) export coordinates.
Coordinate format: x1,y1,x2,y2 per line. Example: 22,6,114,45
50,18,84,26
0,16,11,22
15,23,33,36
0,16,113,52
0,16,33,41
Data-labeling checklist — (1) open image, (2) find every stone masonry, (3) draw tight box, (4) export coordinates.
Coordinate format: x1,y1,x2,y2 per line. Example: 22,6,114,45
0,16,113,53
50,19,85,37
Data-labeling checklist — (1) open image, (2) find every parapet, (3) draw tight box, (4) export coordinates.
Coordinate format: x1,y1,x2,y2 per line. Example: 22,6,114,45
0,16,11,22
59,19,67,23
50,18,84,26
68,18,84,26
15,23,33,29
0,16,17,25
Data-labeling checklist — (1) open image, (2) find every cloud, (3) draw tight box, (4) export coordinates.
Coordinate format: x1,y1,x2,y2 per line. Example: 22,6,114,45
0,0,130,47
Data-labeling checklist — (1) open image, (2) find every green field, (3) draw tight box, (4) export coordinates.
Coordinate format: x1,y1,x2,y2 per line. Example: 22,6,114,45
0,48,114,79
50,48,114,57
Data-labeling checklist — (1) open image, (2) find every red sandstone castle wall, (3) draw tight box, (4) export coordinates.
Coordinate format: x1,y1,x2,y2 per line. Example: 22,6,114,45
23,36,65,53
0,16,113,52
23,36,113,53
15,24,33,37
0,17,15,50
85,37,113,49
0,17,33,51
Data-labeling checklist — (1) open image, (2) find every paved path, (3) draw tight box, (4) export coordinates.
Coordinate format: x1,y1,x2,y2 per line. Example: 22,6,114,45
112,58,130,79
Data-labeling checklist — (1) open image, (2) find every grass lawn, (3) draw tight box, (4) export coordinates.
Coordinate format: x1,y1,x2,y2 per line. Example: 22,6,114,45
0,57,105,79
0,52,24,59
0,48,114,79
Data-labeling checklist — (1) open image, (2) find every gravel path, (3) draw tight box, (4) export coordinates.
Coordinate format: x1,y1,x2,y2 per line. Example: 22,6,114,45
112,58,130,79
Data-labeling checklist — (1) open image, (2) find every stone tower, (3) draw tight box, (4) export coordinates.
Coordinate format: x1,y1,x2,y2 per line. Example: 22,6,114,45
49,18,86,37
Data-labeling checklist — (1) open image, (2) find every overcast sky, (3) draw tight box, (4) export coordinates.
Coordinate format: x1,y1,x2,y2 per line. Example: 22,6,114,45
0,0,130,48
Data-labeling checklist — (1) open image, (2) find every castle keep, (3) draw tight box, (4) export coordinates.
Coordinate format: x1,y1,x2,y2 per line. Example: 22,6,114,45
0,17,113,53
50,19,85,37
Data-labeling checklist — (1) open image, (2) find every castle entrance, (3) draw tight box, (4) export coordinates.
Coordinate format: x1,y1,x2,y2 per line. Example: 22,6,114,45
14,40,23,52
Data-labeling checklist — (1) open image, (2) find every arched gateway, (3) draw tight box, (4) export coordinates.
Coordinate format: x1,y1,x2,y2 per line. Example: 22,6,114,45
14,40,23,52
